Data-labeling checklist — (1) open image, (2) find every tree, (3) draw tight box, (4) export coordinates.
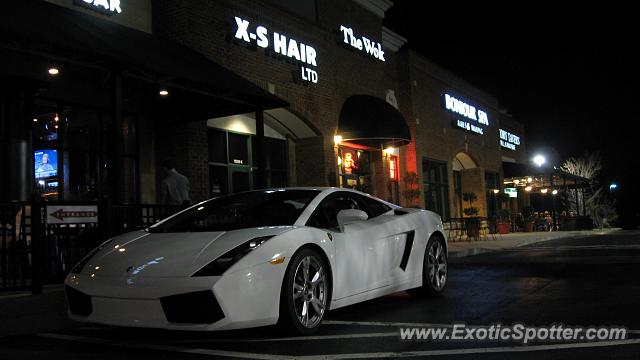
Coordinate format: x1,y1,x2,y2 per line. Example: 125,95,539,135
560,151,616,227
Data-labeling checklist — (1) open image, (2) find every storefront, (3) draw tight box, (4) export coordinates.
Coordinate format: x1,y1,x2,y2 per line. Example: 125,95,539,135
2,0,530,233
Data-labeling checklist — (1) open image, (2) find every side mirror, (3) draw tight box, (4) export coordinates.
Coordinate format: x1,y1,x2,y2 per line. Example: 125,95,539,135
337,209,368,232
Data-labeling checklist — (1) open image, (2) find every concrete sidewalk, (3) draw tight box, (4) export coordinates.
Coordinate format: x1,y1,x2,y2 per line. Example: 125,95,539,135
448,227,621,257
0,284,75,338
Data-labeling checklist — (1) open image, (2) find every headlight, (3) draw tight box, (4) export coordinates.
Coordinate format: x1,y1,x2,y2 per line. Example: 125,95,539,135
192,235,275,277
71,238,113,274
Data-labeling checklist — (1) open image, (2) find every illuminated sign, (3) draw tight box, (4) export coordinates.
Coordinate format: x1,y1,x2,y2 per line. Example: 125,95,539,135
74,0,122,15
389,156,398,181
47,205,98,224
444,94,489,135
455,119,484,135
504,187,518,198
339,26,385,62
233,17,318,84
499,129,520,150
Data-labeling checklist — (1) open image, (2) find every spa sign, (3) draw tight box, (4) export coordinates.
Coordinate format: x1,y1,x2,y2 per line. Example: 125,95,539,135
443,93,489,135
233,16,318,84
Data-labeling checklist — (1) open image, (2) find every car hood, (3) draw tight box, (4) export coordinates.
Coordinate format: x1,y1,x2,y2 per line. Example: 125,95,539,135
81,226,295,278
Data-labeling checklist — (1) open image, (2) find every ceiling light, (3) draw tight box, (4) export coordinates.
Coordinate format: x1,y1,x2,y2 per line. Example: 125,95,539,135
159,89,169,96
48,67,60,75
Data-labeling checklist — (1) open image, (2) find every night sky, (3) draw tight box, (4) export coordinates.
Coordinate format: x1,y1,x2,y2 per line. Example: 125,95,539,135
385,1,638,220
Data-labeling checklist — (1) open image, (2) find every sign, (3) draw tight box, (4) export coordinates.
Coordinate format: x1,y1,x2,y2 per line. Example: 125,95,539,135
504,188,518,198
74,0,122,15
338,26,385,62
47,205,98,224
233,17,318,84
389,156,398,181
444,94,489,135
499,129,521,150
455,119,484,135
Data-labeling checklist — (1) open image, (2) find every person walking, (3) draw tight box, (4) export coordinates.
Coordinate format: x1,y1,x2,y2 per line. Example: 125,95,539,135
160,159,191,206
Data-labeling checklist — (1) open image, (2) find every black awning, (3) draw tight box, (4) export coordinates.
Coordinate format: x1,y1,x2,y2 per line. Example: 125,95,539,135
338,95,411,148
0,0,287,113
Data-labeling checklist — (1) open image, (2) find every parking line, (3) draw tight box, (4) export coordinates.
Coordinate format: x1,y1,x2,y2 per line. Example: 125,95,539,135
324,320,455,328
38,333,291,360
164,332,399,344
295,339,640,359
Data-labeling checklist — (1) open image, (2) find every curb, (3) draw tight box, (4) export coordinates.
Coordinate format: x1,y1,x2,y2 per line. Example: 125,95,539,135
448,228,621,258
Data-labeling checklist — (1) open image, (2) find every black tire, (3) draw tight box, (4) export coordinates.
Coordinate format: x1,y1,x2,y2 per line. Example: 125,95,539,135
407,235,448,297
278,247,331,335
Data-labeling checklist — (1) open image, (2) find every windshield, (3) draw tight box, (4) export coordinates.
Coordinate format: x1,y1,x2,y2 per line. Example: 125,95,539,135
148,189,320,233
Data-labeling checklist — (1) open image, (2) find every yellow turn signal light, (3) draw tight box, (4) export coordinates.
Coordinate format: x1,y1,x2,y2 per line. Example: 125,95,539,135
269,256,285,265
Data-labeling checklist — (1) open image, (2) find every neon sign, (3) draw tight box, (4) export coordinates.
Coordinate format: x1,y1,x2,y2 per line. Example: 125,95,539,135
389,157,398,180
444,94,489,125
499,129,520,150
233,17,318,84
338,26,385,62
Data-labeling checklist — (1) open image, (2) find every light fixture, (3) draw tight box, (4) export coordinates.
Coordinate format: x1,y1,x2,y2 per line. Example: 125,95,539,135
159,89,169,96
513,179,520,185
383,147,395,156
541,188,548,194
533,154,546,167
552,189,558,195
527,177,533,183
48,67,60,75
493,189,500,194
525,186,532,192
609,183,618,191
333,134,343,145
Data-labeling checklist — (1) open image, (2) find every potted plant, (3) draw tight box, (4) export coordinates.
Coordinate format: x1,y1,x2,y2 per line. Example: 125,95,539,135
462,192,480,238
496,208,512,234
522,205,535,232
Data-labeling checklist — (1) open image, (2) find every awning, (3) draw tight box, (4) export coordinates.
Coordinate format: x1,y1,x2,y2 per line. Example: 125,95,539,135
338,95,411,148
502,162,591,188
0,0,287,118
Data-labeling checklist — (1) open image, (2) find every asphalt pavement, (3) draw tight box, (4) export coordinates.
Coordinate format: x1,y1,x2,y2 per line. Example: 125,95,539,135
2,230,640,359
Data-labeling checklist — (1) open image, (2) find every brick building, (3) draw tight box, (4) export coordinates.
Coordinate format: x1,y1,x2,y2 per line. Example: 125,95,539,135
1,0,528,221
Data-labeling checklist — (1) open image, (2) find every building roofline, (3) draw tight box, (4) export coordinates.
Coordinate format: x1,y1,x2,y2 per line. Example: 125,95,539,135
352,0,393,19
382,26,407,52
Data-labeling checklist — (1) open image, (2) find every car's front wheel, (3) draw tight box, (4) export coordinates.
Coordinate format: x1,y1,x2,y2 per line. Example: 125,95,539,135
278,248,329,334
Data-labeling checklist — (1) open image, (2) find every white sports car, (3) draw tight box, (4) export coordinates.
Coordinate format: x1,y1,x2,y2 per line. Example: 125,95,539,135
65,188,447,334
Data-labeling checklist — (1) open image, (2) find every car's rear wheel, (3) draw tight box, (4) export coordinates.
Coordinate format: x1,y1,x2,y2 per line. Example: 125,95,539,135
278,248,329,334
408,235,447,297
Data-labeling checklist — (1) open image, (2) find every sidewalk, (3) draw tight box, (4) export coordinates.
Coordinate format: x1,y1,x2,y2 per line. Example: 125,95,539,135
0,284,76,338
448,227,621,257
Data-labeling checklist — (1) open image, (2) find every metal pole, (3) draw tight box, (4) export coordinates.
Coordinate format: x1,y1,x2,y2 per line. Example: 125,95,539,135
31,199,42,295
255,105,267,189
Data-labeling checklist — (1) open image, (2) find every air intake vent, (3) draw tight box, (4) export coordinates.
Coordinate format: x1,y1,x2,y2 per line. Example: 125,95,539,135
160,290,225,324
65,286,92,317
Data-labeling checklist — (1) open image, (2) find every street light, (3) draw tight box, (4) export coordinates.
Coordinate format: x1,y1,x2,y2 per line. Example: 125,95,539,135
609,183,618,191
533,154,546,167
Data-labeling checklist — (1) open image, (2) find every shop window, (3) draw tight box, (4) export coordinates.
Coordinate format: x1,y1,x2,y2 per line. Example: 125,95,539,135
208,130,227,164
423,159,450,219
338,146,371,193
208,129,287,197
228,133,249,165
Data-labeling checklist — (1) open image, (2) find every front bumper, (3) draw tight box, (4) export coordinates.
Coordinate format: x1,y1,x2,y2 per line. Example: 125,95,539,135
64,260,289,331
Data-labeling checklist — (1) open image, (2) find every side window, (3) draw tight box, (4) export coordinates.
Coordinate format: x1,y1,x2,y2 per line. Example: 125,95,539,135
306,193,360,230
358,195,392,219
